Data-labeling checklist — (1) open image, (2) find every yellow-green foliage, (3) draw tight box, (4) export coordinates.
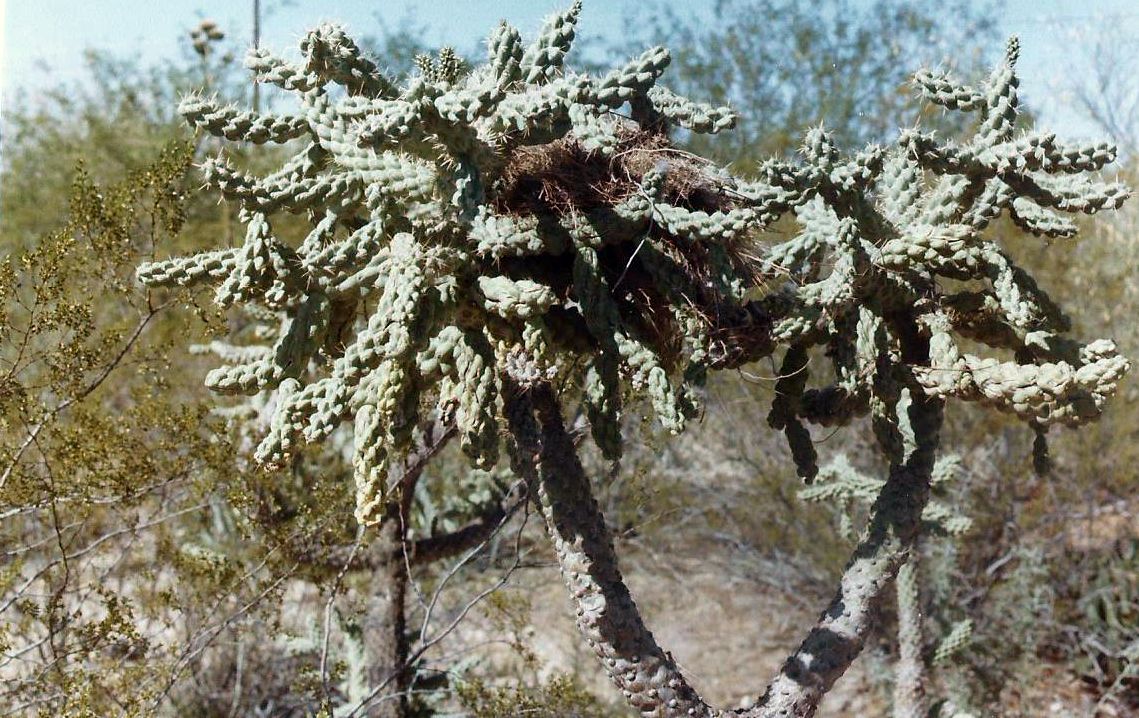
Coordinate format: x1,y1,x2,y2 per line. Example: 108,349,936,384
0,146,259,715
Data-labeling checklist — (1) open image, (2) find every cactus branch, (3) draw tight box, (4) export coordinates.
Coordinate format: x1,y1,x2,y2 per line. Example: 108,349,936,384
757,343,944,717
892,556,928,718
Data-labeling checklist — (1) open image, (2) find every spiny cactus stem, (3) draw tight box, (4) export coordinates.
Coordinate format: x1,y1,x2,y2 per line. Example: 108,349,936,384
504,378,716,718
756,329,944,718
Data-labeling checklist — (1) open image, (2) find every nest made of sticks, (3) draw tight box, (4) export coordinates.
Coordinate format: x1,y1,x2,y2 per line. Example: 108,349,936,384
489,122,773,369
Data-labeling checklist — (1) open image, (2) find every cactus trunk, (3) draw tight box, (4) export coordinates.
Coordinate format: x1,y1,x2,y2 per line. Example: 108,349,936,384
756,388,943,717
504,379,716,718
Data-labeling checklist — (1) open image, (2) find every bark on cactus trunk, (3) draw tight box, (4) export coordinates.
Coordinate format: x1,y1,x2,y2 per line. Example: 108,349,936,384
503,355,945,718
504,378,716,718
754,321,945,717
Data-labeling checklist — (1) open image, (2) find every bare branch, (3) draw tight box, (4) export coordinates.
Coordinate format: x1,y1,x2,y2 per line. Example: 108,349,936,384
409,488,527,566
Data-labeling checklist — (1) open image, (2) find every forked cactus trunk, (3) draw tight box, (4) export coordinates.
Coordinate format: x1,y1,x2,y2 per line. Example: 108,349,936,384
758,390,943,716
137,5,1131,716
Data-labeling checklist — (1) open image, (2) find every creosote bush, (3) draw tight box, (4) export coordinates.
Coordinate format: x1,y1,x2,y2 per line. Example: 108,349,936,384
137,5,1131,717
0,146,257,715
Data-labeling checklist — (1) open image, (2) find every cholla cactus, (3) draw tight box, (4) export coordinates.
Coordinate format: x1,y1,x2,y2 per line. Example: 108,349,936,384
800,449,972,540
750,38,1129,716
138,2,782,526
139,7,1130,718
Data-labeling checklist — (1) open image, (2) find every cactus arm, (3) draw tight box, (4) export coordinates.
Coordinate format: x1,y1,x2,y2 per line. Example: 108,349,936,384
645,85,737,133
245,47,320,93
518,1,582,84
892,556,928,718
300,23,399,98
179,95,310,144
136,248,238,289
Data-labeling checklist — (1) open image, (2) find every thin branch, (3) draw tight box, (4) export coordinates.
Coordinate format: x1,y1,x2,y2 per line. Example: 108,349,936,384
415,481,527,648
409,488,526,566
344,500,529,718
319,526,366,705
0,306,165,491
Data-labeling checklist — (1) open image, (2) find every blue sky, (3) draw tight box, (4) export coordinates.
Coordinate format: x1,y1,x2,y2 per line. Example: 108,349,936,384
2,0,1138,139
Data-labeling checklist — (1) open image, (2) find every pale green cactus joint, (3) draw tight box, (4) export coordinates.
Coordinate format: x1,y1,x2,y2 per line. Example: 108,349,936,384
760,36,1131,482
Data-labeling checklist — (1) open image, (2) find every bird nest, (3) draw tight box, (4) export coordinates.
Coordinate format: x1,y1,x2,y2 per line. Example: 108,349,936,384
492,123,772,369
